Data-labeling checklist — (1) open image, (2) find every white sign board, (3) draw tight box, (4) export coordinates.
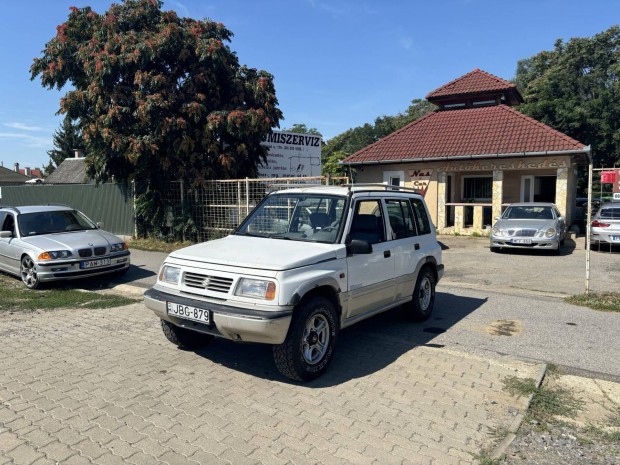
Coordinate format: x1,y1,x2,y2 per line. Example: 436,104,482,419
260,130,322,178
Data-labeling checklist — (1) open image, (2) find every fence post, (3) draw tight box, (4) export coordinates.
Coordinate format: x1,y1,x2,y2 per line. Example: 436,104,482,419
245,177,250,217
132,180,137,239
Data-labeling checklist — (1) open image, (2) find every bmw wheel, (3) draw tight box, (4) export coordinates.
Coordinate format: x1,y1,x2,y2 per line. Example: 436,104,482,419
20,256,41,289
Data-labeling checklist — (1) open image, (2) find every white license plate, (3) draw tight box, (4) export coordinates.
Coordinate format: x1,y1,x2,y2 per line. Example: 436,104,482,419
611,235,620,242
167,302,211,324
80,258,111,269
512,238,532,244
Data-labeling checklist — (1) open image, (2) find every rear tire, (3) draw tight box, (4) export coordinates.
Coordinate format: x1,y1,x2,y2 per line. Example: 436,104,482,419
403,267,436,322
273,296,339,382
160,320,214,349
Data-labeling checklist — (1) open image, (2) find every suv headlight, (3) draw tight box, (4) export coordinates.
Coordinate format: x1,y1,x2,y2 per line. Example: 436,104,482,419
235,278,276,300
38,250,73,260
110,242,128,252
159,265,181,285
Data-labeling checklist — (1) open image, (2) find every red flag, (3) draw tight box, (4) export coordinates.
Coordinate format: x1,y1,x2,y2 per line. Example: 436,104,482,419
601,171,617,183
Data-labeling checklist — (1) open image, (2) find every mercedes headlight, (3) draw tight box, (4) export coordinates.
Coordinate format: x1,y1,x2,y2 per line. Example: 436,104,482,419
544,228,556,238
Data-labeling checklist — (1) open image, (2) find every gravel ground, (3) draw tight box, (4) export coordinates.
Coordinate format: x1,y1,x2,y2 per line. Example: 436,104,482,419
502,373,620,465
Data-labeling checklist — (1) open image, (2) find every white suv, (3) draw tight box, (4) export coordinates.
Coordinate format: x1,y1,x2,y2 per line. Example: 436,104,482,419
144,184,444,381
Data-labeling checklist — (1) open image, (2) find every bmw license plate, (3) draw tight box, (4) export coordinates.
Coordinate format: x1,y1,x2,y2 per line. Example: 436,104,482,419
80,258,111,269
167,302,211,324
512,239,532,244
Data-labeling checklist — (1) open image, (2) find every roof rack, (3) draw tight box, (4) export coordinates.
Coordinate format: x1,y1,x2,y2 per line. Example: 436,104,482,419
345,183,422,194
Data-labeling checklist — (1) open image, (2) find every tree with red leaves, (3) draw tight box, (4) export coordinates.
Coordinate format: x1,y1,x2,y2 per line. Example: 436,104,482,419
31,0,282,236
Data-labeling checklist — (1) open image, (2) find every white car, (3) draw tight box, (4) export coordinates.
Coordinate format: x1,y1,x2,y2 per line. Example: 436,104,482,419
590,202,620,247
0,205,130,289
145,184,444,381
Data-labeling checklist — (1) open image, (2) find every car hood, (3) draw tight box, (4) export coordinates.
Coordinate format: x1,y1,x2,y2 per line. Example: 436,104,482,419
494,219,557,230
22,229,123,251
169,234,342,271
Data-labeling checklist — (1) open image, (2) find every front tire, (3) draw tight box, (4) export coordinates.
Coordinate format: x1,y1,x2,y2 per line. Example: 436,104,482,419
404,267,436,322
273,296,339,382
160,320,214,349
20,256,41,289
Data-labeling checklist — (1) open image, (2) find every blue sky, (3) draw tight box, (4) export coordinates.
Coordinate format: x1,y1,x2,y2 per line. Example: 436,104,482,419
0,0,617,171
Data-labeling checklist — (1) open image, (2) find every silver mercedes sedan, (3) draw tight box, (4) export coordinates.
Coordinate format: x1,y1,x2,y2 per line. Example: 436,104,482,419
0,205,130,289
490,202,566,254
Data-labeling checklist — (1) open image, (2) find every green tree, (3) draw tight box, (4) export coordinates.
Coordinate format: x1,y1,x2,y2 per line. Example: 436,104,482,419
45,115,84,176
322,99,433,177
31,0,282,235
516,26,620,171
283,124,322,136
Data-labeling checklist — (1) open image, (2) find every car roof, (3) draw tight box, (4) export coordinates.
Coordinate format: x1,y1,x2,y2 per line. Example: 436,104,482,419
506,202,556,207
0,205,73,214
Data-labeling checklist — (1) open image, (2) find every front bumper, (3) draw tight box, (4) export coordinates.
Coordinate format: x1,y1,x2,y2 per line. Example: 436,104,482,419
36,252,130,282
144,288,293,345
490,236,559,250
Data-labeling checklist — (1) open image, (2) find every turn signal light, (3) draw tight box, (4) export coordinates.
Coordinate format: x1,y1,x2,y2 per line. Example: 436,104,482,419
591,220,610,228
265,282,276,301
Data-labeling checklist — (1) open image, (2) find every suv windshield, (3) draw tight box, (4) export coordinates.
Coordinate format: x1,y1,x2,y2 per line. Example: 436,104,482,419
18,210,97,237
236,193,346,243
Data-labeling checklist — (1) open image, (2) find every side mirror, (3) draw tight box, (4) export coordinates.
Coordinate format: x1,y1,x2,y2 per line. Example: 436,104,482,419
346,239,373,255
0,231,12,238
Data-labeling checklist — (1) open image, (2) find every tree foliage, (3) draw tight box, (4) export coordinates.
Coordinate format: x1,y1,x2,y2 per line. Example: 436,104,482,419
46,115,84,176
31,0,282,236
283,124,322,136
322,99,433,177
516,26,620,169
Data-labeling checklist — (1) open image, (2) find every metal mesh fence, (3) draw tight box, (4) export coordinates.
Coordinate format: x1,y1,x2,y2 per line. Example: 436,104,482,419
155,176,348,242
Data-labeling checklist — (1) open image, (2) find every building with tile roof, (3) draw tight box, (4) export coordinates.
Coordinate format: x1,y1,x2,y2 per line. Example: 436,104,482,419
342,69,590,234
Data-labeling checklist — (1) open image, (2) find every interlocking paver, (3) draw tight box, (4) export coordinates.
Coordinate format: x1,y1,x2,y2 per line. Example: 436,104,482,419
0,303,541,464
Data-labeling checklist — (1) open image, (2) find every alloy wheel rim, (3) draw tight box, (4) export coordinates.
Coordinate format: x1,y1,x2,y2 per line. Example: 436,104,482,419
21,258,36,287
302,314,330,364
419,276,432,311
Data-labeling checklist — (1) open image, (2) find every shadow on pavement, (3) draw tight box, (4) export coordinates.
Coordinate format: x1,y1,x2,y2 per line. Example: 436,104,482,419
186,290,487,386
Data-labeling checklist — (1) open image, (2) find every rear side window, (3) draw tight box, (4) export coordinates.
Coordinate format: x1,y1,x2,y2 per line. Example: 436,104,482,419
385,199,417,239
411,198,432,235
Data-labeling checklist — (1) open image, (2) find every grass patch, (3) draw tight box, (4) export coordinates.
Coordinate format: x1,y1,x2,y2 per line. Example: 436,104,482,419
0,273,140,312
503,374,584,428
565,292,620,313
128,237,193,253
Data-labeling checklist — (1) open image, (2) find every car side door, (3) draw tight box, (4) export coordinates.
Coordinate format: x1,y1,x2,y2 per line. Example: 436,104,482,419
345,198,396,320
0,212,20,275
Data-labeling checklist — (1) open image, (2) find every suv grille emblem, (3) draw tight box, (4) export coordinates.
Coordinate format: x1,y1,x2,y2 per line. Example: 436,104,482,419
201,278,211,288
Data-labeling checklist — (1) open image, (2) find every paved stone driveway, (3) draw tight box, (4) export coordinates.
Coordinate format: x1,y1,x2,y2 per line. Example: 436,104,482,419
0,303,541,465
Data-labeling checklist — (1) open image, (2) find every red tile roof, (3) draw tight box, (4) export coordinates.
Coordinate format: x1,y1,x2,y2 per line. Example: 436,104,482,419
426,68,517,99
342,105,587,164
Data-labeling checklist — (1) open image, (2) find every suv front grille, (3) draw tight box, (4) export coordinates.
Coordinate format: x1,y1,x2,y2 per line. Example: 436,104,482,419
184,272,233,293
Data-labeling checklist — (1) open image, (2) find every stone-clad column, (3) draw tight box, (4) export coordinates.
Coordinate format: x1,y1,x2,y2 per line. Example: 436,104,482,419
437,172,447,230
556,167,568,218
492,170,503,221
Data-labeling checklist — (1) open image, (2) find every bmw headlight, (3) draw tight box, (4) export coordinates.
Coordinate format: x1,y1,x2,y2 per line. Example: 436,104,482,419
159,265,181,285
38,250,73,260
235,278,276,300
544,228,556,238
110,242,128,252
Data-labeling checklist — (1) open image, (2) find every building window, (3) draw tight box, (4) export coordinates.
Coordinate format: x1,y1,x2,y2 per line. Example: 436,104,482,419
462,176,492,201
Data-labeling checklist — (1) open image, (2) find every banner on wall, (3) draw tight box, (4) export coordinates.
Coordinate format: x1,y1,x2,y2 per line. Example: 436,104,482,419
601,171,617,183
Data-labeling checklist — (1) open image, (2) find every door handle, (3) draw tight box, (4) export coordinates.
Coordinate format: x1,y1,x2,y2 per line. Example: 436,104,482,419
384,250,391,258
414,243,420,250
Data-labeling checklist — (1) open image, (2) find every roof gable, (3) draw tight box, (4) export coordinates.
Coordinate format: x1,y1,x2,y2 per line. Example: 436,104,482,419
426,69,523,105
342,105,587,165
44,158,90,184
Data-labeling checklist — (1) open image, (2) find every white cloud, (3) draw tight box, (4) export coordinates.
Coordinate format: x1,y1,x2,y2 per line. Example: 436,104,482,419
3,122,44,132
0,132,51,148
